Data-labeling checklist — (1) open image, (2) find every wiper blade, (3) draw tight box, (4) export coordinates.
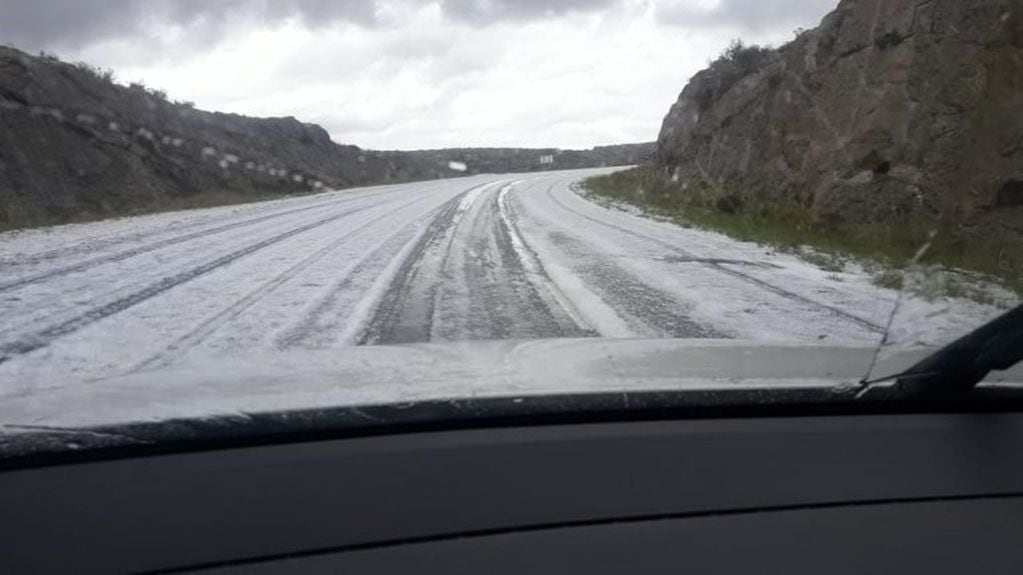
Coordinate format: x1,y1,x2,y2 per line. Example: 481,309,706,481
859,303,1023,399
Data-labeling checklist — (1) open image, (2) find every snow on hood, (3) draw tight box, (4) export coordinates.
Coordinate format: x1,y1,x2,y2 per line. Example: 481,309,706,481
0,338,944,431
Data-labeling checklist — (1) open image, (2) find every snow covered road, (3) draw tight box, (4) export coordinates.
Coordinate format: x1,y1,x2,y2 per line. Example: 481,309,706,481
0,167,996,395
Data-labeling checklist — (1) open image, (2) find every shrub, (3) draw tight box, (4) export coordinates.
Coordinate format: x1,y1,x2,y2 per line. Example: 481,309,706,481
74,61,115,83
718,39,772,73
715,194,744,214
129,81,169,102
874,270,905,290
802,250,847,273
705,39,774,101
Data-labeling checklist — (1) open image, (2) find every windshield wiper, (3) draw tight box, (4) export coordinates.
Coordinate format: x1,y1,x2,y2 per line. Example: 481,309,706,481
858,303,1023,400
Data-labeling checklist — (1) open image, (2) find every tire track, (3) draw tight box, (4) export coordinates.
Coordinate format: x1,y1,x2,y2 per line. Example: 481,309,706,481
0,197,309,267
546,183,885,333
0,182,436,270
460,184,593,339
546,231,722,337
131,191,444,371
0,202,381,363
496,185,610,337
358,181,597,345
0,194,376,293
275,199,451,350
356,187,487,345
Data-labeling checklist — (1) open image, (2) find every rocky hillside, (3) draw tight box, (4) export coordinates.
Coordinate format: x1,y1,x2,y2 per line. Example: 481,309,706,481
0,46,651,229
656,0,1023,256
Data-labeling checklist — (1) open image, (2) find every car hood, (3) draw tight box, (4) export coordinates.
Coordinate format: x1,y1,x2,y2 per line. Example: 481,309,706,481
9,337,1020,429
3,338,1022,463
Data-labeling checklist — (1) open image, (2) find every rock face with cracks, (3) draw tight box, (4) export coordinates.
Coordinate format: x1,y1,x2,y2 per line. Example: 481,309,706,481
655,0,1023,255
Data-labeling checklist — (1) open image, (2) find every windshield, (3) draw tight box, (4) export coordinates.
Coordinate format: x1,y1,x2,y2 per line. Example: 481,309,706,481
1,0,1022,451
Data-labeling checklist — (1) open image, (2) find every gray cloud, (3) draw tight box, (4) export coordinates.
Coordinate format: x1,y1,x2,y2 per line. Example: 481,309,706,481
0,0,630,53
0,0,840,56
0,0,377,52
657,0,837,34
439,0,618,24
0,0,626,54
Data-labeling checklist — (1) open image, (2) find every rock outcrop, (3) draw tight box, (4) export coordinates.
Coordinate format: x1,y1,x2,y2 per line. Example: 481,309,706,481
656,0,1023,253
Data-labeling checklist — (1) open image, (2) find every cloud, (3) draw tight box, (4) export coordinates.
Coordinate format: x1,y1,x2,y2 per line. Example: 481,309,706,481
656,0,837,34
0,0,634,53
0,0,378,52
438,0,619,25
1,0,838,149
104,4,691,150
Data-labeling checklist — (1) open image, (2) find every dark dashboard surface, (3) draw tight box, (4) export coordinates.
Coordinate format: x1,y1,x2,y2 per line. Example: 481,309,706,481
206,497,1023,574
2,412,1023,573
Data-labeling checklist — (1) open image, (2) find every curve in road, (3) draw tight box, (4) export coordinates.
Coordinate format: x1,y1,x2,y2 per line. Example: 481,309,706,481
0,168,897,394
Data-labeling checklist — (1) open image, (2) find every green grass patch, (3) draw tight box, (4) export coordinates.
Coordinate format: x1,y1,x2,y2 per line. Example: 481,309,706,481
581,166,1023,303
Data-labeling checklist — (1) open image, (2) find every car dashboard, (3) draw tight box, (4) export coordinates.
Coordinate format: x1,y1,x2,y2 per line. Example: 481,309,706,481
2,409,1023,573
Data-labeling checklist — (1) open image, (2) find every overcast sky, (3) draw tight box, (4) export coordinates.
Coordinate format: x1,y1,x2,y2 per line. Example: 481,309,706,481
0,0,837,150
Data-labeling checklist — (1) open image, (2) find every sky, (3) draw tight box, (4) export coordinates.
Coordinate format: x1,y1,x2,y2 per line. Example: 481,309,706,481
0,0,838,150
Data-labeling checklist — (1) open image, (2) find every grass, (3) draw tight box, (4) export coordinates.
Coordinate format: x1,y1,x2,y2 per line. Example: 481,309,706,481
872,270,905,290
797,249,847,273
581,166,1023,304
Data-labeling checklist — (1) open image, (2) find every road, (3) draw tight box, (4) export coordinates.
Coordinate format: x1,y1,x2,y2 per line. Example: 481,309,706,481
0,168,912,393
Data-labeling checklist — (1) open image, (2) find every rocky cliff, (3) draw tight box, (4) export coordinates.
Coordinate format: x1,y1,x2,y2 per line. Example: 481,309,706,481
656,0,1023,254
0,46,652,229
